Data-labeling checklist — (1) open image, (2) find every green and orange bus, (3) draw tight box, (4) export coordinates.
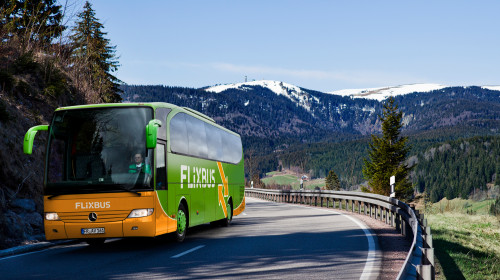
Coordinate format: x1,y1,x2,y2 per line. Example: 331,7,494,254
24,103,245,244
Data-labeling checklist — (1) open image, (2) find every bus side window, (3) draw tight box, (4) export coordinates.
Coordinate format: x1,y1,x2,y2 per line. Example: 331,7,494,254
170,113,188,154
222,131,242,164
205,123,223,161
186,115,208,158
155,108,171,140
156,143,166,190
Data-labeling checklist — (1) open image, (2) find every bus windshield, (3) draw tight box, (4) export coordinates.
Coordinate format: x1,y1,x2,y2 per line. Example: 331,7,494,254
45,107,154,195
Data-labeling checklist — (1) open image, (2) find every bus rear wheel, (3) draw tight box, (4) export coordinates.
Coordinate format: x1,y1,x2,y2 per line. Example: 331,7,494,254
176,204,187,242
221,200,233,227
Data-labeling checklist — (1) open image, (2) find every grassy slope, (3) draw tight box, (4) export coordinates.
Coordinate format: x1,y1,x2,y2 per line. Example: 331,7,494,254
262,173,325,189
423,198,500,279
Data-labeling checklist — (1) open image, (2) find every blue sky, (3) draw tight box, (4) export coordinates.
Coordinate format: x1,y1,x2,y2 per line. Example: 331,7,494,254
77,0,500,92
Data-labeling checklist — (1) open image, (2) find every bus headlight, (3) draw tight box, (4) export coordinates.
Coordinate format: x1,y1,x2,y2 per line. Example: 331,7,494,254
45,212,60,220
128,208,154,218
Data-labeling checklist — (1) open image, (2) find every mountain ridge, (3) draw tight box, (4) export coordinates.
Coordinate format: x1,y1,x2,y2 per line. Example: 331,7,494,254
122,81,500,140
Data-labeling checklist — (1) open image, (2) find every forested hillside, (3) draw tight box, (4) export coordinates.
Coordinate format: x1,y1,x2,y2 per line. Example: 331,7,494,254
0,1,121,249
277,135,500,202
413,136,500,202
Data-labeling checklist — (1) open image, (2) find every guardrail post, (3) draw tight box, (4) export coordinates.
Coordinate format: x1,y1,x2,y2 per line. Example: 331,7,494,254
395,213,401,233
422,230,433,249
416,264,434,280
422,247,434,266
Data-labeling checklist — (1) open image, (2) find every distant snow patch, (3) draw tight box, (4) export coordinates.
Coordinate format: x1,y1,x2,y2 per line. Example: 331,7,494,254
328,84,447,101
482,86,500,92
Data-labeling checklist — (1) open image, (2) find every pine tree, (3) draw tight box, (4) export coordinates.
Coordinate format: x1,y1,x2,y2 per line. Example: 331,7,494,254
362,97,413,200
70,1,121,103
1,0,64,49
325,169,340,191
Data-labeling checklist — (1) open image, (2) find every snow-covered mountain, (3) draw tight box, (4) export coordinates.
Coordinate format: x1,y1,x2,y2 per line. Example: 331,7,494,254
206,80,319,111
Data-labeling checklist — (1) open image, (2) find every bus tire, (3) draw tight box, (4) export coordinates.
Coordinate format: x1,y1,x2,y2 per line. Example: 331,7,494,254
221,199,233,227
86,238,105,246
176,203,188,242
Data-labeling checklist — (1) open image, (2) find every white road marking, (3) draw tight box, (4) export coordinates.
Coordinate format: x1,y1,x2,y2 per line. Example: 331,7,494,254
0,247,53,260
342,213,377,280
270,201,379,280
170,245,205,258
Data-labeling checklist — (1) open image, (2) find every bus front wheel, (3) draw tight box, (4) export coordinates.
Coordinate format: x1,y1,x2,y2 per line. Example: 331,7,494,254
176,204,188,242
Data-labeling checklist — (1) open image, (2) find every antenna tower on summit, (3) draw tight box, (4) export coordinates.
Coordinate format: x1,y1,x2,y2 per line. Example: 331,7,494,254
245,76,247,82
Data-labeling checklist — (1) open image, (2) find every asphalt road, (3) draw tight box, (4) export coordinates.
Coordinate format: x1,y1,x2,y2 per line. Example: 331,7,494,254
0,197,381,279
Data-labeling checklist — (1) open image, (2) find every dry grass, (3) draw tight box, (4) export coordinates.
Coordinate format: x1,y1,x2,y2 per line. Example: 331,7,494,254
425,199,500,279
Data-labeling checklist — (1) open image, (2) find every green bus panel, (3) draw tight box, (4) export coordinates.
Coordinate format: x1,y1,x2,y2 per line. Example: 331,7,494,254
166,152,244,227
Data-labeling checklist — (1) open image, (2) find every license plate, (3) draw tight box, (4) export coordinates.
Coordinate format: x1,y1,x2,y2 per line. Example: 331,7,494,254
81,227,105,235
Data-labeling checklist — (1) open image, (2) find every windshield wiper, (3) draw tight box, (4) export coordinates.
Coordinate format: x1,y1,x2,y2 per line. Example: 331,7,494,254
47,188,96,200
118,186,141,196
48,193,65,200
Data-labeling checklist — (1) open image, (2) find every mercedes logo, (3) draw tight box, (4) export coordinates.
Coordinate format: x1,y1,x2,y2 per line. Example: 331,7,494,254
88,212,98,222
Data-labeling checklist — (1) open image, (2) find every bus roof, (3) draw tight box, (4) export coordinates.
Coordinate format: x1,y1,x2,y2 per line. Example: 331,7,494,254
54,102,239,137
55,102,178,111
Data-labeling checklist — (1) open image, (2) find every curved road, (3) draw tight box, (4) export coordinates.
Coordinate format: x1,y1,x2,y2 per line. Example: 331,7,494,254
0,197,381,279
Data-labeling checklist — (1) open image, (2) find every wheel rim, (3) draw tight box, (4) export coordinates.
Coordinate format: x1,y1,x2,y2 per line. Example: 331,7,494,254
177,209,186,234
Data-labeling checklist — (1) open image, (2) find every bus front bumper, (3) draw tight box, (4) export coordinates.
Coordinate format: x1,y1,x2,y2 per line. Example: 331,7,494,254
45,216,156,240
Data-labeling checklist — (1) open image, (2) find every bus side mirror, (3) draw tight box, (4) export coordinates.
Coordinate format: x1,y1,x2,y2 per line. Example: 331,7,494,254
146,119,162,149
23,125,49,155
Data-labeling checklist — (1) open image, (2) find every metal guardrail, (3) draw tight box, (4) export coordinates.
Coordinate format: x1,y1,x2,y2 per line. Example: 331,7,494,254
245,188,435,280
